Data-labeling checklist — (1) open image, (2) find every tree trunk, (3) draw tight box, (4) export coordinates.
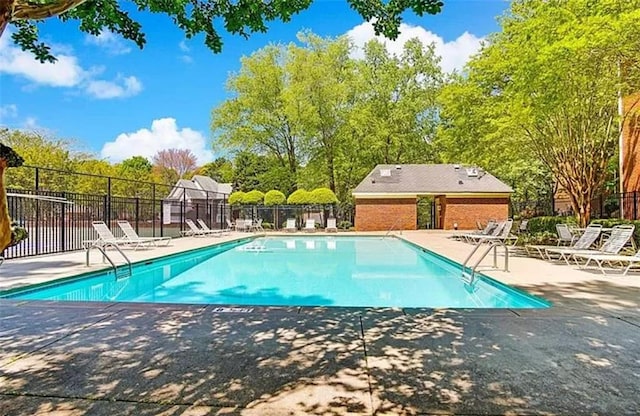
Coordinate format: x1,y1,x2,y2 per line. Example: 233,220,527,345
0,0,14,39
0,160,11,253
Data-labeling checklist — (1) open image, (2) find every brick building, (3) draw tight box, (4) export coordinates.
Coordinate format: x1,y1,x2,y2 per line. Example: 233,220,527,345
621,93,640,192
352,164,512,231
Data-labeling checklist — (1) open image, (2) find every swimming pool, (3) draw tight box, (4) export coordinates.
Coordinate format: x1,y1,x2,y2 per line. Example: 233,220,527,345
3,236,549,308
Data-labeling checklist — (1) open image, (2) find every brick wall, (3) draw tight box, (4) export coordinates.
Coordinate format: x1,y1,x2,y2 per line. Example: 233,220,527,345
441,197,510,230
622,93,640,192
355,198,417,231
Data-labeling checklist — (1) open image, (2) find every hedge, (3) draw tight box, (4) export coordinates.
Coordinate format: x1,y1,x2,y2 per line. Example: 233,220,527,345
287,189,312,205
310,188,338,204
243,190,265,205
526,216,576,234
228,191,245,206
264,190,286,206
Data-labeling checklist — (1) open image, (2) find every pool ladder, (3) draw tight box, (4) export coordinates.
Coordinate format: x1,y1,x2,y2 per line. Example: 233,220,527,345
462,240,509,285
85,242,132,280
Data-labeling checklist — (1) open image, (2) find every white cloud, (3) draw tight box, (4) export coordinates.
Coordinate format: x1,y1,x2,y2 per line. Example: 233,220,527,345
0,104,18,121
85,75,143,99
178,40,190,53
0,28,142,99
85,31,131,55
345,22,484,73
101,118,213,164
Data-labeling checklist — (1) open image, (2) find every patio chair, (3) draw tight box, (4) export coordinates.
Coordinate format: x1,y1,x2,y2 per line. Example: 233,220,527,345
326,218,338,233
573,247,640,275
304,219,316,233
249,218,264,232
235,219,251,232
461,220,505,243
525,224,602,260
226,219,235,231
466,219,517,245
117,220,172,247
84,221,140,249
197,219,226,236
183,219,222,237
284,218,297,233
547,224,633,265
453,220,497,242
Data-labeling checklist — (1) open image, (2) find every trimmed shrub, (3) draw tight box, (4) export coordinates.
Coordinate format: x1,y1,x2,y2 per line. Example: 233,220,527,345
264,190,286,206
310,187,338,204
527,216,576,234
516,231,557,246
338,220,352,230
287,189,312,205
262,222,274,230
243,190,265,205
228,191,245,206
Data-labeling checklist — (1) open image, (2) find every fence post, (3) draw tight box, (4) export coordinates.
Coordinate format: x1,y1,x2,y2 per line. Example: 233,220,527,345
634,191,638,220
106,177,111,225
181,190,186,233
135,197,140,234
35,167,39,190
61,192,66,252
152,184,156,237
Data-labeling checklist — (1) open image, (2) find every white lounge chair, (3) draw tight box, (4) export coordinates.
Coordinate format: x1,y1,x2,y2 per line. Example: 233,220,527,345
466,219,517,245
85,221,144,250
461,220,506,243
250,218,264,232
117,220,171,247
197,219,226,236
547,224,633,265
304,219,316,233
573,248,640,275
225,219,235,232
453,220,497,241
184,219,222,237
285,218,297,233
527,224,602,261
326,218,338,233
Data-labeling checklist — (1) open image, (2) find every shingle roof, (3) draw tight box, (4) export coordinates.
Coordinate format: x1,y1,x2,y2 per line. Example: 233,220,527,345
353,164,513,195
166,176,232,201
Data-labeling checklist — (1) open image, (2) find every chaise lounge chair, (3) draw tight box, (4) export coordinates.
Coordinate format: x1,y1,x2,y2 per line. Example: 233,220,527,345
85,221,149,250
285,218,297,233
546,224,634,266
526,224,601,261
304,219,316,233
573,247,640,275
326,218,338,233
197,219,228,236
117,220,172,246
525,223,579,259
184,219,222,237
466,219,517,245
452,220,496,241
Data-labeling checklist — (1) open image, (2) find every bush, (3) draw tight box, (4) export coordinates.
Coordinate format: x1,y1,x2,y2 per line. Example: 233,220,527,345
287,189,312,205
228,191,245,206
310,188,338,204
516,231,557,246
527,216,576,234
243,190,265,205
264,190,286,206
338,220,352,230
262,222,273,230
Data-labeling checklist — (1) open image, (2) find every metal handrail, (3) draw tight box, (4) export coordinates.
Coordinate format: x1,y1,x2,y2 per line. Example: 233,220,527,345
85,242,132,279
385,217,404,237
462,240,509,284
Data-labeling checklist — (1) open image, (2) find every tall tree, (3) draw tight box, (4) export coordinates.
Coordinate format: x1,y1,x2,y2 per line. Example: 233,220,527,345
212,45,304,182
196,157,234,183
152,148,197,182
1,0,444,62
437,0,640,226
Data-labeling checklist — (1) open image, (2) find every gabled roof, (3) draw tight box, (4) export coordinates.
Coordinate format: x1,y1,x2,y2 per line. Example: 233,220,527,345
165,176,232,201
353,164,513,195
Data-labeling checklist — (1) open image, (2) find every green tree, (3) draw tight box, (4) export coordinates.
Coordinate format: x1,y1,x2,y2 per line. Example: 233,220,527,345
197,157,233,183
0,140,27,252
1,0,444,63
287,189,311,205
264,190,286,206
228,191,245,206
310,187,338,204
437,0,640,226
243,190,265,205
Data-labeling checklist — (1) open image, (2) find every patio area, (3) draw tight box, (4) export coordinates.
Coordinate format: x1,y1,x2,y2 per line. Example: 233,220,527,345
1,231,639,415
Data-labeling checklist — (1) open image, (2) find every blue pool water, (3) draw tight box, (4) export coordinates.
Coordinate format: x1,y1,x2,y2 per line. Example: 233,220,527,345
4,237,549,308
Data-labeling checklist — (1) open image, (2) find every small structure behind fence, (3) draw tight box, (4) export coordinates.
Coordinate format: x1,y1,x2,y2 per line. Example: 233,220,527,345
4,165,229,259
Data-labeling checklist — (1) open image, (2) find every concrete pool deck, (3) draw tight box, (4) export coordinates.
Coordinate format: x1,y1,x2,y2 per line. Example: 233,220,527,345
1,231,639,415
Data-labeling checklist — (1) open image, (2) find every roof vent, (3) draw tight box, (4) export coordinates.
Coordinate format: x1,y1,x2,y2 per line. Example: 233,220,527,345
380,168,392,177
395,165,402,170
453,164,461,170
465,167,478,177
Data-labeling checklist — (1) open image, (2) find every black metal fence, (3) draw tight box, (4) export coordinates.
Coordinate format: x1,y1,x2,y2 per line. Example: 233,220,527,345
511,191,640,221
229,203,354,230
4,165,230,259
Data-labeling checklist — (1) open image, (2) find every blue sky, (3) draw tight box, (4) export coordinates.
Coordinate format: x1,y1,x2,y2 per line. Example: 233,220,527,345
0,0,508,165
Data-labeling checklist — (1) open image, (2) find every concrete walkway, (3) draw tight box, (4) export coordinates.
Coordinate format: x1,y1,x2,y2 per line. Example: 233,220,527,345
1,232,640,415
